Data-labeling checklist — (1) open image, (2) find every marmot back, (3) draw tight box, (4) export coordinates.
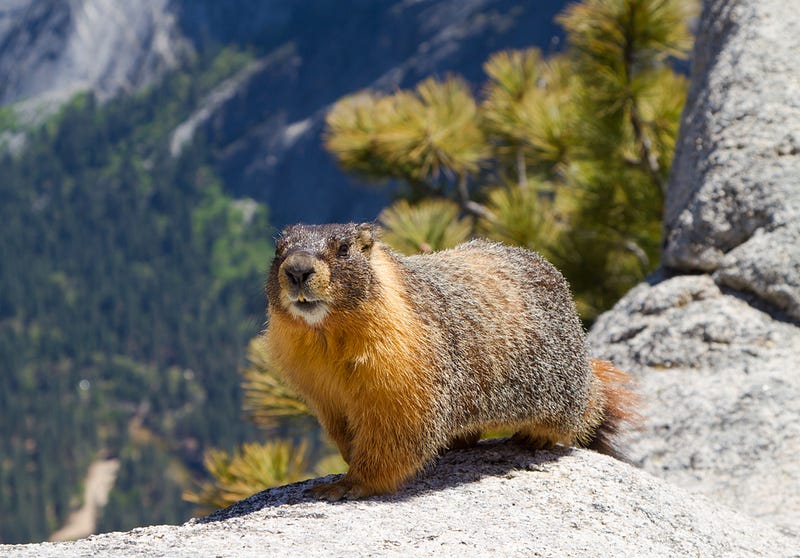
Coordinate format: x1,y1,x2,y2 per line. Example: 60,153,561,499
264,222,638,500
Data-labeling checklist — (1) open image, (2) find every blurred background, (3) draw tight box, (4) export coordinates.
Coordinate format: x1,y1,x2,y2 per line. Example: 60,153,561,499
0,0,695,544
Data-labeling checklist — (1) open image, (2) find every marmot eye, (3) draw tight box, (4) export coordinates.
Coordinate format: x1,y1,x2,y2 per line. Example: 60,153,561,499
337,242,349,258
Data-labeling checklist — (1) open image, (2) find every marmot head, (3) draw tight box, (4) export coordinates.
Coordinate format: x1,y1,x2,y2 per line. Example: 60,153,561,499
266,222,378,327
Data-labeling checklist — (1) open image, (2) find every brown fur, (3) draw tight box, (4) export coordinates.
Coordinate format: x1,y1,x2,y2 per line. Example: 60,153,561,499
264,223,639,500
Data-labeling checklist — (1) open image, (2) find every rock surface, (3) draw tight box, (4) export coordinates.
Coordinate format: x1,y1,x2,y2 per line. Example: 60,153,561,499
2,442,797,557
0,0,188,112
589,0,800,538
662,0,800,320
589,275,800,534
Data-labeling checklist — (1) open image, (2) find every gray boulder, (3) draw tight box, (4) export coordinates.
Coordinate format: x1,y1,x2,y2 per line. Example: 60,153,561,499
662,0,800,320
2,443,797,557
589,275,800,534
590,0,800,537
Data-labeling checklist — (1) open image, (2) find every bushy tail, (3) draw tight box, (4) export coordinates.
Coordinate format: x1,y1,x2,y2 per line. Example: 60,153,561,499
585,359,642,461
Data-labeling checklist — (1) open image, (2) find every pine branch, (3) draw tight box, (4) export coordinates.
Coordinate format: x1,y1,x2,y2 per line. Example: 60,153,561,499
516,147,528,190
628,101,665,194
620,0,666,195
456,173,493,220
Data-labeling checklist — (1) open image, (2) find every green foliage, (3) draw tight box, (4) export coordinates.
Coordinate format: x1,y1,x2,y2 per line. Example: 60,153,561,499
324,0,695,320
481,50,576,182
192,185,272,297
325,76,488,200
196,46,256,92
0,105,19,131
558,0,694,84
477,181,559,258
184,441,310,513
393,77,488,182
549,0,694,317
558,0,694,184
379,198,473,255
185,337,346,514
241,336,311,430
0,46,270,543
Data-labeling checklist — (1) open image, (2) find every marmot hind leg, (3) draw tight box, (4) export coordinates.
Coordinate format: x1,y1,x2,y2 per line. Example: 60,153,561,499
446,430,481,451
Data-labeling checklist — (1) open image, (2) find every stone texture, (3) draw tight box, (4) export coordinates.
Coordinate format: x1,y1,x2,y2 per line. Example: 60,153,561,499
589,275,800,534
590,0,800,537
2,443,797,558
0,0,189,111
663,0,800,320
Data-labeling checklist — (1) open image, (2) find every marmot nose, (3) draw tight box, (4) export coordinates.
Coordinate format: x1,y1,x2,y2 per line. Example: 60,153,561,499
283,253,316,287
285,265,314,287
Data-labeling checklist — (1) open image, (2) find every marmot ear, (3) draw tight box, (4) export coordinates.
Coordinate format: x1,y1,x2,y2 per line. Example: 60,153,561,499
356,223,376,253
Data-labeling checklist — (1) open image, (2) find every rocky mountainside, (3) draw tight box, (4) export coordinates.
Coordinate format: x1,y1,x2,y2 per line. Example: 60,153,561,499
589,0,800,536
3,444,797,558
0,0,188,110
0,0,566,227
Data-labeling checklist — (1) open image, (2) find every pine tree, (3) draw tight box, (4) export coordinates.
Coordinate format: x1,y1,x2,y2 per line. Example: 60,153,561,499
481,49,575,186
324,0,695,319
551,0,694,316
324,76,488,212
378,198,473,254
183,337,329,512
240,336,311,430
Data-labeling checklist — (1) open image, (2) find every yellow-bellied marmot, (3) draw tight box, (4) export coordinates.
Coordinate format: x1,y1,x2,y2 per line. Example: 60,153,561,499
264,222,638,500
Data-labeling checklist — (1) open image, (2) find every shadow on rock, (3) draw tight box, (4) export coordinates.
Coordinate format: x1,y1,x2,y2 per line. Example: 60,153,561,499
196,439,570,523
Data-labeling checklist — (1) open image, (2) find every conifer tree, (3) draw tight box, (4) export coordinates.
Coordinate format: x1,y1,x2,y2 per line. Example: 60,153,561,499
324,0,695,318
378,199,473,254
481,49,575,186
183,440,310,513
325,76,488,215
552,0,694,315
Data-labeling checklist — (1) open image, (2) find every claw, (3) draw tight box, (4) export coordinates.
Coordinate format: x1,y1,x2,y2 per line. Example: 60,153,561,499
307,479,369,501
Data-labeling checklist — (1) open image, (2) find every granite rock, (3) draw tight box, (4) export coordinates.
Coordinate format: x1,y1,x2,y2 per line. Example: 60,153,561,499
589,0,800,537
662,0,800,320
0,0,189,114
589,275,800,534
2,443,797,558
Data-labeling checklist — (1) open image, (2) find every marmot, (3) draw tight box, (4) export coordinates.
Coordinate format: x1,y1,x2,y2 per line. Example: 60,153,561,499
264,222,638,500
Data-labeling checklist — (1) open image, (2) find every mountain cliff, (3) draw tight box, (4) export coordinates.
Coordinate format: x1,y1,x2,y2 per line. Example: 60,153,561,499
1,0,566,227
0,0,188,110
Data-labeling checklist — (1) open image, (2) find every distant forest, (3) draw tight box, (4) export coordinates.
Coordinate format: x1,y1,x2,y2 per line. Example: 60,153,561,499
0,49,272,543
